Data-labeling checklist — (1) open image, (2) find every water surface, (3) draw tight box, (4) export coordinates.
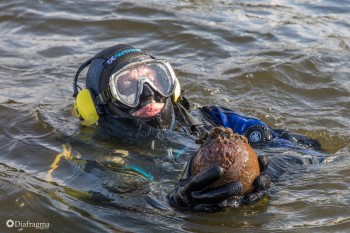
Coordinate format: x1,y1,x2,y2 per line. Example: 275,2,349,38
0,0,350,232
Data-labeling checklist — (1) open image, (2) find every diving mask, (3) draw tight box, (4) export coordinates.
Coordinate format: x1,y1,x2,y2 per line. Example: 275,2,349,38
99,59,177,108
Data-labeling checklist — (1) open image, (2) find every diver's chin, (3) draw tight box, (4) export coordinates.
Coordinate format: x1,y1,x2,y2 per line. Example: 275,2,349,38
131,103,165,118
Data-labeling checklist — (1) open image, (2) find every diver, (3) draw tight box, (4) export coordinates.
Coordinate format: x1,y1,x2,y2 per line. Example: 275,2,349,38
72,44,325,212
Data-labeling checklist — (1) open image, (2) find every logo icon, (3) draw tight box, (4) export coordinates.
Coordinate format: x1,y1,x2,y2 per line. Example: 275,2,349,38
249,131,262,142
106,48,142,65
6,219,14,228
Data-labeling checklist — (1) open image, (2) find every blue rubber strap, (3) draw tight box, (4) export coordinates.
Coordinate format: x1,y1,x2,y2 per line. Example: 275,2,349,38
124,165,154,181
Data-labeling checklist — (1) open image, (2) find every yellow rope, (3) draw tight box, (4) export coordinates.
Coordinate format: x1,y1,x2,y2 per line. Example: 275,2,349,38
47,144,73,181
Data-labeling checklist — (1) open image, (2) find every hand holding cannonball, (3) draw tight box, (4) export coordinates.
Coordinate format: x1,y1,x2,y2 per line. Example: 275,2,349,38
192,127,261,194
168,127,270,211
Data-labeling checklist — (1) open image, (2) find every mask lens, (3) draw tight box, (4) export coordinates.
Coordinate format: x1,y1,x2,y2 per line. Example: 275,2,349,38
115,70,138,106
147,62,173,95
111,60,176,107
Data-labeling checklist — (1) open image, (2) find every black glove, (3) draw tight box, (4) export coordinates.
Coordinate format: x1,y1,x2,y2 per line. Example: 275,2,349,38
168,155,271,212
168,156,243,212
274,129,322,150
242,155,271,204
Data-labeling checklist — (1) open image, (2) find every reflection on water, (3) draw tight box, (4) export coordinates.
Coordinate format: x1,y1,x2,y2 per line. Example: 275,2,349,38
1,0,350,232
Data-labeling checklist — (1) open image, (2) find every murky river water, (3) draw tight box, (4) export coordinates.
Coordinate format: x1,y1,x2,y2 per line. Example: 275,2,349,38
1,0,350,232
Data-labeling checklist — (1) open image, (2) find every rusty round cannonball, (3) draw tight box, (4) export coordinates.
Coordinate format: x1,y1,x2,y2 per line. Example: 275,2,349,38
192,127,260,194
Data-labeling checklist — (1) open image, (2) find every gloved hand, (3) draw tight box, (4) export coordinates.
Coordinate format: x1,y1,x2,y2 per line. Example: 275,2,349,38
168,155,271,212
274,128,322,150
242,155,271,204
167,163,243,212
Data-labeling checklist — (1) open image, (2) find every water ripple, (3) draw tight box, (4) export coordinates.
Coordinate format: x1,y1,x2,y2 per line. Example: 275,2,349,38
1,0,350,232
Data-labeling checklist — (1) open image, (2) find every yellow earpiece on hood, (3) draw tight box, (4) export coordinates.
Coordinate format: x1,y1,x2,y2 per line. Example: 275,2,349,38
74,89,99,126
173,78,181,103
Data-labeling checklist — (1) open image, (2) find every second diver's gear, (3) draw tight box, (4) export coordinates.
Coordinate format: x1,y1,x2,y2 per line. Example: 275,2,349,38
244,125,274,146
203,106,276,146
273,129,322,150
201,106,324,150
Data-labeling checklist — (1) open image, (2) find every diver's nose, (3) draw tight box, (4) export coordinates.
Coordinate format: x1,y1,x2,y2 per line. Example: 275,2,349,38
141,84,154,99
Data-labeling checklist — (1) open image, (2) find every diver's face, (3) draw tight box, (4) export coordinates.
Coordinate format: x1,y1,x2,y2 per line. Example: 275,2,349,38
116,66,165,118
130,88,165,118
